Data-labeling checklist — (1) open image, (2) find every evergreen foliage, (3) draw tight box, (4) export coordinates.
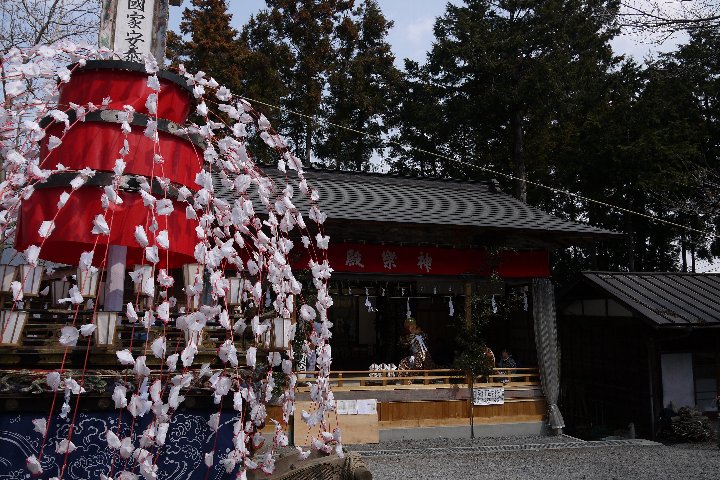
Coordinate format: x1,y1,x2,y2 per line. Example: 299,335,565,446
170,1,720,276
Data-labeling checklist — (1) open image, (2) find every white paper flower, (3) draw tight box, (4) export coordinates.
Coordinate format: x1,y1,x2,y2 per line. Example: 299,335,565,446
47,371,61,391
126,302,138,323
134,355,151,377
120,437,134,459
79,324,96,337
133,225,149,247
32,418,47,435
58,191,70,208
145,93,158,114
106,430,121,449
151,336,166,359
156,230,169,249
157,269,174,287
37,220,55,238
166,353,179,372
26,455,42,474
116,349,135,366
112,384,128,409
104,185,123,205
144,53,159,73
66,285,84,304
208,412,220,431
10,281,22,301
156,199,174,215
59,326,79,346
6,80,26,97
24,245,40,266
145,245,159,264
114,159,126,176
315,233,330,250
181,342,198,367
246,346,257,368
91,214,110,235
147,74,161,91
55,439,77,454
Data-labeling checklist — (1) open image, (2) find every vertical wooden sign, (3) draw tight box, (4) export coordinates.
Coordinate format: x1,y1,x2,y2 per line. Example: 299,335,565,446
99,0,172,62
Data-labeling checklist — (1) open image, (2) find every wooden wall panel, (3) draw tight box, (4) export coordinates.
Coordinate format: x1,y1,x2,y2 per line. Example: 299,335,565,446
377,398,546,428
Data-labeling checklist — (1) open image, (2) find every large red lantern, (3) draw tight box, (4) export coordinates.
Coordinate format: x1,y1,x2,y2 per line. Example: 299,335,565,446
15,61,200,268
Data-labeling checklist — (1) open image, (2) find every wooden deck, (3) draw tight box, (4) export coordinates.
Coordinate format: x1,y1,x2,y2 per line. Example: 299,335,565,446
2,306,547,436
296,368,546,431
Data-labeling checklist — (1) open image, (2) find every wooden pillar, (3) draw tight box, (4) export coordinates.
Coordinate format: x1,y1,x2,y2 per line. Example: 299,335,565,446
104,245,127,311
464,281,473,327
464,280,474,438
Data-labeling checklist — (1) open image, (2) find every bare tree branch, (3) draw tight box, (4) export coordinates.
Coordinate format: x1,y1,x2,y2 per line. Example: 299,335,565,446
619,0,720,36
0,0,101,53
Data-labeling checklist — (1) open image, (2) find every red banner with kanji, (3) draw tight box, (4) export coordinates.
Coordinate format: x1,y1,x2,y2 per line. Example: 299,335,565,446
294,243,550,278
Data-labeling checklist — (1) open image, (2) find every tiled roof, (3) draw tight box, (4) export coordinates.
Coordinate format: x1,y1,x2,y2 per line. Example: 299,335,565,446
215,167,620,245
581,272,720,326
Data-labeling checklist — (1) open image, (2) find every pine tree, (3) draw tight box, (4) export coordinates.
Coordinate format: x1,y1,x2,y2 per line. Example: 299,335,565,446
242,0,354,164
388,0,621,201
241,0,400,169
167,0,249,94
314,0,402,171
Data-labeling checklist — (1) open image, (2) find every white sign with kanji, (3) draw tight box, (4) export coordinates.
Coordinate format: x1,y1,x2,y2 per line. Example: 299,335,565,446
113,0,155,62
472,387,504,406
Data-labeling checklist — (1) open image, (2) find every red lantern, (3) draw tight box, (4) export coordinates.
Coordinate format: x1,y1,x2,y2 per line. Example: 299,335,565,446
16,61,201,268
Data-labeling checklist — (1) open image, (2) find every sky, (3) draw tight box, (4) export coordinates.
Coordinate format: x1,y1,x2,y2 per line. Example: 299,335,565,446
167,0,688,68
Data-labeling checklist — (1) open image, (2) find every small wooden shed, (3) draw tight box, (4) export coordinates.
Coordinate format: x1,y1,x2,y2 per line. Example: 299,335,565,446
558,272,720,438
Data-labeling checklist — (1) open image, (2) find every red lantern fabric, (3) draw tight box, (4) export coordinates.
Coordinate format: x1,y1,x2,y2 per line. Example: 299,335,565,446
58,66,191,123
40,120,203,190
15,187,197,268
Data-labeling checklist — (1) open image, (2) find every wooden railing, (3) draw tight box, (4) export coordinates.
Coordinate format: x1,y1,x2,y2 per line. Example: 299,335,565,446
295,367,540,390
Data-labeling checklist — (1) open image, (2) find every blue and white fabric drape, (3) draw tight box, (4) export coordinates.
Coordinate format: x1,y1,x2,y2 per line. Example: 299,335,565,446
1,410,241,479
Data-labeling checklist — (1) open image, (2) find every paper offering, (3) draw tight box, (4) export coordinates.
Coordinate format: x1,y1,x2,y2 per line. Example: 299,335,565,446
472,387,505,406
356,399,377,415
336,399,358,415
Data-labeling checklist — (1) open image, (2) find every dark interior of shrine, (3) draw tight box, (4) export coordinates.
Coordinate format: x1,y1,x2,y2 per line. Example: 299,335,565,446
324,277,539,371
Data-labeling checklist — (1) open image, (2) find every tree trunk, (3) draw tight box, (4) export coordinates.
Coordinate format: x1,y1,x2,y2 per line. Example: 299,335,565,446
691,242,696,273
681,233,687,272
510,108,527,202
627,214,635,271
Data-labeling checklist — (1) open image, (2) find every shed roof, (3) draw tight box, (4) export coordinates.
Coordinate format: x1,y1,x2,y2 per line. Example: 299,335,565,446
579,272,720,326
223,167,619,247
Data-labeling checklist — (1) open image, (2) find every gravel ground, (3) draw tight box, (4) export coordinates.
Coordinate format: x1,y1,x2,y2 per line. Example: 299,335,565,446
348,434,582,451
352,438,720,479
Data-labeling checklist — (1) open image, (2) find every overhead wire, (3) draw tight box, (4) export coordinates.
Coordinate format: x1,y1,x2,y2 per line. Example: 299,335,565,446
235,94,720,241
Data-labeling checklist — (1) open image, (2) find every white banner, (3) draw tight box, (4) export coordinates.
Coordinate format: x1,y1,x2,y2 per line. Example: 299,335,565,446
473,387,504,406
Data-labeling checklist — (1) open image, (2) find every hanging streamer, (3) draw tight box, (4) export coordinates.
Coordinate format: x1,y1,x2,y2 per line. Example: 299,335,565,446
364,287,375,313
